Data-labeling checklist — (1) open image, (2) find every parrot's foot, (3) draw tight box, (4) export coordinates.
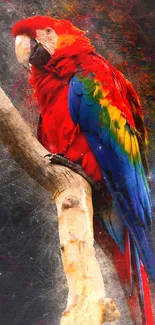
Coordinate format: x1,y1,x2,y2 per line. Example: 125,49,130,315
44,153,94,186
44,152,66,159
44,152,66,158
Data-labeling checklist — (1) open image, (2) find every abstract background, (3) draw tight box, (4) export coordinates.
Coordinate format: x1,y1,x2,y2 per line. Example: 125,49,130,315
0,0,155,324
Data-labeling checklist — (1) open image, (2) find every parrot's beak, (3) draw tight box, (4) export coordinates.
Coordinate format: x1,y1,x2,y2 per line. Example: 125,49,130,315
15,35,31,71
15,35,51,71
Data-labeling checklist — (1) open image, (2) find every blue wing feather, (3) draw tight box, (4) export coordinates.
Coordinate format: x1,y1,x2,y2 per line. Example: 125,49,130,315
68,74,155,279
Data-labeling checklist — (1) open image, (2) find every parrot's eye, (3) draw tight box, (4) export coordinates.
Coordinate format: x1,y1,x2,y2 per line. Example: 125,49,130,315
46,28,52,34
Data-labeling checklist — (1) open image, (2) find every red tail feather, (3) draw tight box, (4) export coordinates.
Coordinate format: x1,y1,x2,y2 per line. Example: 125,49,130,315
140,263,154,325
112,231,132,293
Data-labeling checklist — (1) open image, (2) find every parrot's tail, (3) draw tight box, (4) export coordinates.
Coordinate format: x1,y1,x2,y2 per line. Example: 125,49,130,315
94,219,154,325
134,246,154,325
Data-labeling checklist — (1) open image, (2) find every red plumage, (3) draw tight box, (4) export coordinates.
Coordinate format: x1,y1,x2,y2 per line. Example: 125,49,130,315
29,51,143,181
12,16,84,39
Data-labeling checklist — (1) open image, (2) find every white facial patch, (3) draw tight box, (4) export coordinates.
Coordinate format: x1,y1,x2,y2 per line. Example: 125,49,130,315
35,27,58,56
15,35,31,69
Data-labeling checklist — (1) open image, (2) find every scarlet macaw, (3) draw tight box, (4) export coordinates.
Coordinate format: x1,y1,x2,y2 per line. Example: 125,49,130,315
12,16,155,324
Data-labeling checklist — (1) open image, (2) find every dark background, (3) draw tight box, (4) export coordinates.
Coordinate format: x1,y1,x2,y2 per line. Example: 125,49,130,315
0,0,155,324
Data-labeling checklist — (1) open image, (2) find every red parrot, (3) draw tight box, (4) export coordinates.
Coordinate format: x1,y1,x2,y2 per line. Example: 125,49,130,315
12,16,155,324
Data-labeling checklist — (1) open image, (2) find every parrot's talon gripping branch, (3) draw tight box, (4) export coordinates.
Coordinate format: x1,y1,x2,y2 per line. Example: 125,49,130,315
44,153,65,158
44,153,94,187
0,87,120,324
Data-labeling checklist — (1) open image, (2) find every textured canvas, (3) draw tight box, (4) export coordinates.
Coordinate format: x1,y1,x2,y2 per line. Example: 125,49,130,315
0,1,155,324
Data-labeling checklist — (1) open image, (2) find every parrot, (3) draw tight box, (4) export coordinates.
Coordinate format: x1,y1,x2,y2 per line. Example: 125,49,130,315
12,16,155,324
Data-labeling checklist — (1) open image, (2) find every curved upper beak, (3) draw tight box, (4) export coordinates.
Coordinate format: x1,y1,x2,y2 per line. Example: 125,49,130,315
15,35,51,71
15,35,31,70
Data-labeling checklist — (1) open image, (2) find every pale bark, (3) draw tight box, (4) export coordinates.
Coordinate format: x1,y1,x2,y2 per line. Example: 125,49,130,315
0,87,120,324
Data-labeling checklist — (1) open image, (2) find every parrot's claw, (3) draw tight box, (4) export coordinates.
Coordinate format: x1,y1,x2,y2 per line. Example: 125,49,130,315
44,152,66,159
44,152,68,163
44,152,80,169
44,153,94,187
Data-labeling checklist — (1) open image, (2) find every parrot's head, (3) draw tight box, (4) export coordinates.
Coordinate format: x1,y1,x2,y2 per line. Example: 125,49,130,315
12,16,93,71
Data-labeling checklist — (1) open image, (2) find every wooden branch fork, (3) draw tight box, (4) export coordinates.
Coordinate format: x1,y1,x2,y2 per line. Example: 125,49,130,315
0,87,120,324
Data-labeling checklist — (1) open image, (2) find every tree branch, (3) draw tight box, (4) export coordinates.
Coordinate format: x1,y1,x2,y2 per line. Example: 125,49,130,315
0,87,120,324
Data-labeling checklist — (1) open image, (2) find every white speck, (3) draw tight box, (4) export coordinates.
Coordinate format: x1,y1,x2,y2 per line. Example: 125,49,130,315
30,257,33,260
0,272,2,276
99,146,102,150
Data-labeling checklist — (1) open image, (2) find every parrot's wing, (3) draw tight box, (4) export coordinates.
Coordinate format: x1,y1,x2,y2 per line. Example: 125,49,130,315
124,77,150,180
68,71,155,279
